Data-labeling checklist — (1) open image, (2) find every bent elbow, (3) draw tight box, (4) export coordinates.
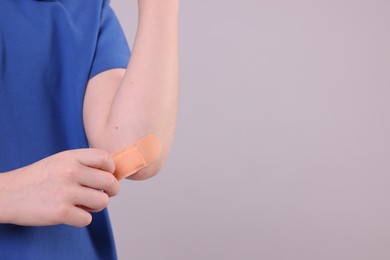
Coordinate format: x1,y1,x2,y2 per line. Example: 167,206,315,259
126,158,165,181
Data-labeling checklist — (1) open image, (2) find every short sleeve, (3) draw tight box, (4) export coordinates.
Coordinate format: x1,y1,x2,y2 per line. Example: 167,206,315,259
88,0,131,80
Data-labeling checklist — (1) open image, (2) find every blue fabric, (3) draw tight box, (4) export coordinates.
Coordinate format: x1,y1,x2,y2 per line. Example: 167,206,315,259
0,0,131,258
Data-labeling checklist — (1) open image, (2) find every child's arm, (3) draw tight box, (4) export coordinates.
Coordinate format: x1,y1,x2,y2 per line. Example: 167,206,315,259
83,0,179,181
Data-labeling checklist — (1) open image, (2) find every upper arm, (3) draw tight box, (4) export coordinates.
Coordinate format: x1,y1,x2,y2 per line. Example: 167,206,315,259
82,0,130,149
83,68,126,149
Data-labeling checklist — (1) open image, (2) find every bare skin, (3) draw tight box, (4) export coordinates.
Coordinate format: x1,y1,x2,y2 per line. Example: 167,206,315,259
0,149,119,227
83,0,179,180
0,0,178,227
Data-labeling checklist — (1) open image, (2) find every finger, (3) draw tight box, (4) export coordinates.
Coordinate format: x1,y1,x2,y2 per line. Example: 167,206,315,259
75,148,115,174
63,207,92,227
76,167,120,197
73,187,110,213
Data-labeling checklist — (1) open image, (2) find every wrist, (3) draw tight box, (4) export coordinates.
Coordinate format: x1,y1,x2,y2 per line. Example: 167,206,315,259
138,0,179,5
137,0,179,15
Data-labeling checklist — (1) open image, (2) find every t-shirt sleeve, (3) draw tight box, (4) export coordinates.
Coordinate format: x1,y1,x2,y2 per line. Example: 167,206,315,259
88,0,131,80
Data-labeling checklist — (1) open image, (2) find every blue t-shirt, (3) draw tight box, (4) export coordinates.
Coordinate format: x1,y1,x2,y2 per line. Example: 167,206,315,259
0,0,131,258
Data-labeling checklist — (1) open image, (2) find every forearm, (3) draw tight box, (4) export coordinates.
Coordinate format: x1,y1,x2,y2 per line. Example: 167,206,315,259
103,0,179,180
0,170,18,224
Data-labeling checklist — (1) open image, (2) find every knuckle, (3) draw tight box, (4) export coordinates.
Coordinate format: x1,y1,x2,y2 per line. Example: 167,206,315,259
108,175,118,187
57,166,76,180
99,193,110,208
106,176,119,196
97,150,111,165
92,193,110,212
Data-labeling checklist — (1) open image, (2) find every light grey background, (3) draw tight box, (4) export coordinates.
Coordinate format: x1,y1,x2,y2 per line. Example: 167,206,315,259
109,0,390,259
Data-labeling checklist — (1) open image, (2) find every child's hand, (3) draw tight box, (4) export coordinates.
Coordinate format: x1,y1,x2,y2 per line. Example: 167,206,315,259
0,148,119,227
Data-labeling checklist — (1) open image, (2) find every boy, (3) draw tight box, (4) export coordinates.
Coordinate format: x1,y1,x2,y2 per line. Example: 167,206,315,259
0,0,178,258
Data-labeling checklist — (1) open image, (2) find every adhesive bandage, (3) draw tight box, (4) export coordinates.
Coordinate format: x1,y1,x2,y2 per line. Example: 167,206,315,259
111,134,161,180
